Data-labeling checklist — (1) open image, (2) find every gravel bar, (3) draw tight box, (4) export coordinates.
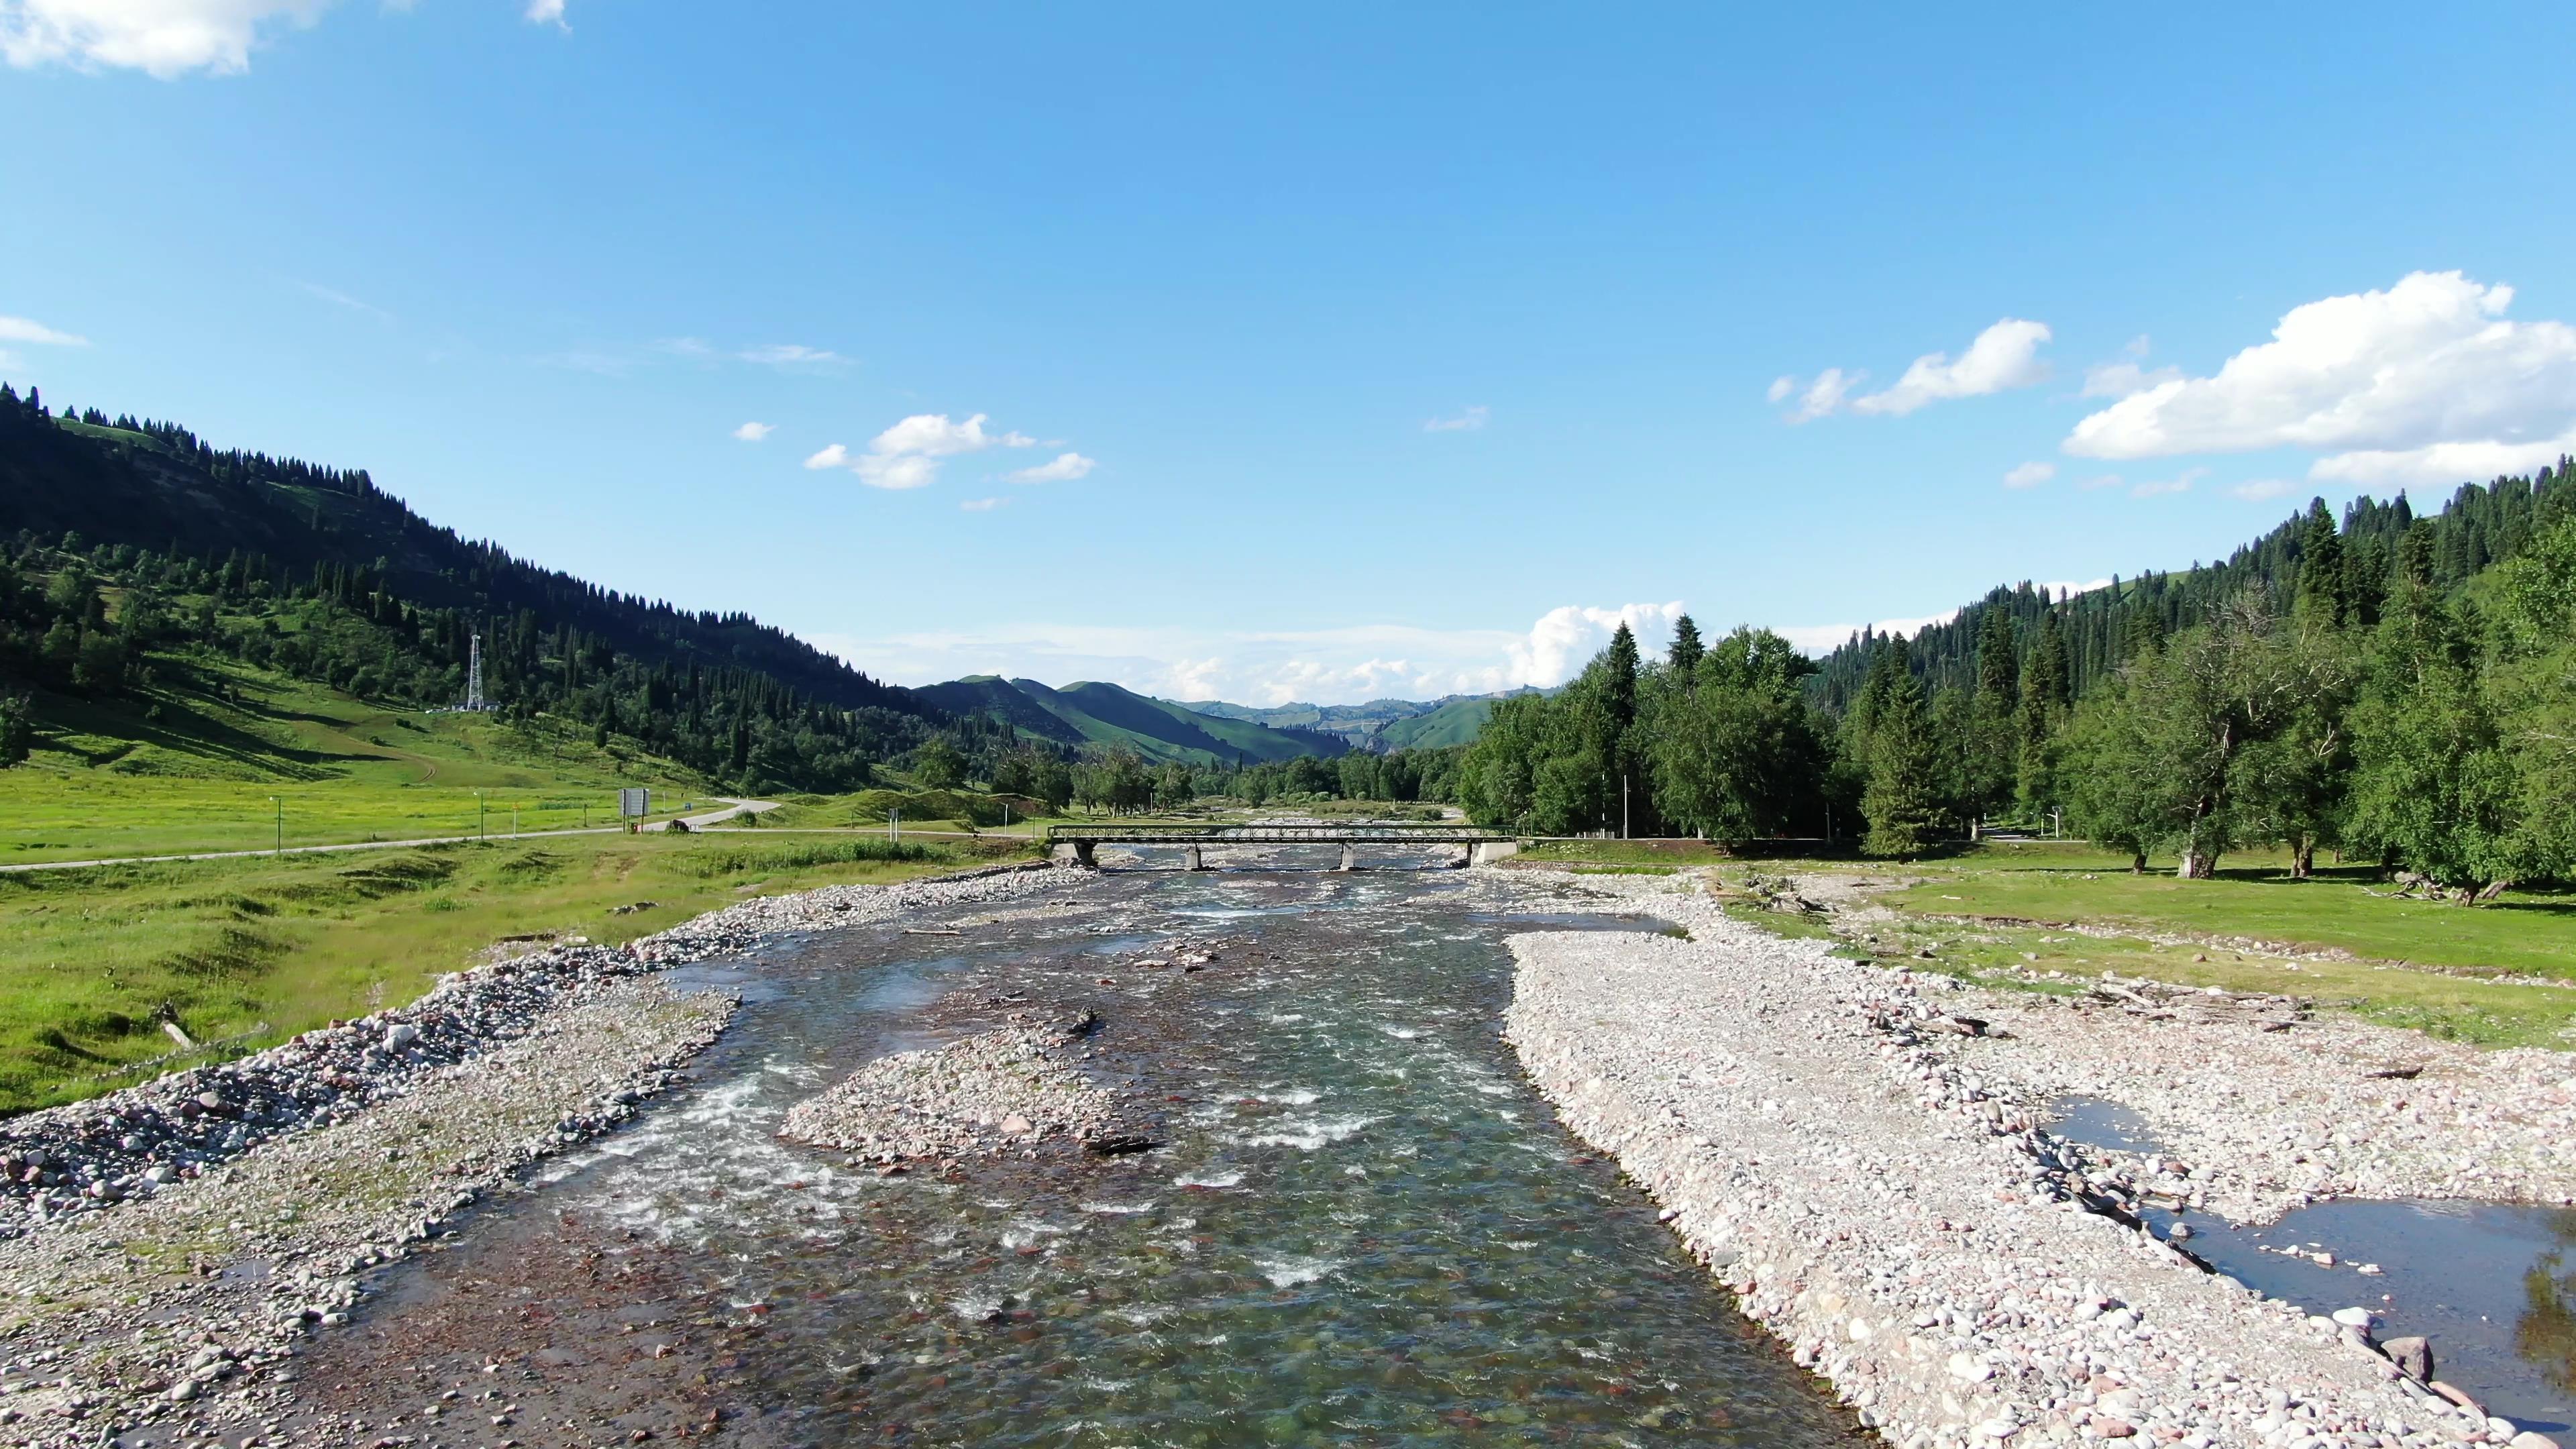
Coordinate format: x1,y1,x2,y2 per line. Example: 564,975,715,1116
0,859,1071,1448
1507,875,2576,1449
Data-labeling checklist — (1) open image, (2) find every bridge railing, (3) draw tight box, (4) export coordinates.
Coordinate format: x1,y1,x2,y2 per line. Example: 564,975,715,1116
1042,823,1516,845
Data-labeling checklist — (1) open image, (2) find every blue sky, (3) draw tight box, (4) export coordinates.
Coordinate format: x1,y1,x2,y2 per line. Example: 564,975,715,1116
6,3,2575,704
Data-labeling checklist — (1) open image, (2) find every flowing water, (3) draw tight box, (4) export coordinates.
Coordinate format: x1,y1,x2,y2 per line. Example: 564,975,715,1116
345,859,1866,1445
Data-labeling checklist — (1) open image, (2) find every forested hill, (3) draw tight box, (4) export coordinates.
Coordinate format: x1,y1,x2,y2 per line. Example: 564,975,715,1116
916,675,1346,767
1811,464,2573,709
0,382,932,790
0,384,914,715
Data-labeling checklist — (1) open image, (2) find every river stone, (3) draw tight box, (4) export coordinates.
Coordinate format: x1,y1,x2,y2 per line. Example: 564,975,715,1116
2381,1334,2433,1381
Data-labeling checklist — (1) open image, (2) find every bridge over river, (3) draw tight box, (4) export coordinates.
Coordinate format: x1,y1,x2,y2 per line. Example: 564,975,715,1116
1044,822,1524,870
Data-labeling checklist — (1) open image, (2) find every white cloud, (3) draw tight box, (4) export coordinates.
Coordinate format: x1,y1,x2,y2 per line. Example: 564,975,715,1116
0,315,89,346
1,0,333,75
1776,367,1860,423
822,412,1044,491
737,342,842,368
1424,405,1489,433
524,0,564,27
2080,335,2180,398
810,601,1685,707
959,496,1007,513
2078,473,2125,492
1775,611,1960,653
1774,319,2051,423
2082,362,2183,399
2002,460,2055,490
2040,578,2115,600
2304,428,2576,488
2065,272,2576,490
1006,451,1095,484
2130,466,2205,498
1503,602,1684,692
1851,319,2052,416
732,421,774,442
2231,478,2299,502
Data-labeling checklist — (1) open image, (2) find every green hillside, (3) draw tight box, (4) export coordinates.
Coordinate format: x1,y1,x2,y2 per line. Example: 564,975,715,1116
1183,692,1513,751
914,675,1089,749
920,674,1343,766
1377,696,1495,750
1,384,933,795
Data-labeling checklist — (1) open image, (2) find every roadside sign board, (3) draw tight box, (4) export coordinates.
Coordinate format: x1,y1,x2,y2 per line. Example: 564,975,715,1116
618,788,649,818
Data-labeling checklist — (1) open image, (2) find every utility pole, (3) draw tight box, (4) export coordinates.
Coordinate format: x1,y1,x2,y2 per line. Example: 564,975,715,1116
1621,774,1630,841
477,792,486,842
271,796,282,856
889,809,900,843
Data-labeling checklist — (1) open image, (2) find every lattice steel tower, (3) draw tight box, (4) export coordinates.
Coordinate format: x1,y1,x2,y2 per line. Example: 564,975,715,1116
466,633,486,712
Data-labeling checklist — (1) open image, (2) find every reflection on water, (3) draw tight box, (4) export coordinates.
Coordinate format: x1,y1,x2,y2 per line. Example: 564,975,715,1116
2042,1096,2167,1155
2151,1199,2576,1431
417,869,1864,1445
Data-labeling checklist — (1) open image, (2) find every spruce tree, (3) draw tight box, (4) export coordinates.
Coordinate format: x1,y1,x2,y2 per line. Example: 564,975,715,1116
2015,612,2071,818
1862,672,1943,857
1667,614,1705,677
2294,498,2346,627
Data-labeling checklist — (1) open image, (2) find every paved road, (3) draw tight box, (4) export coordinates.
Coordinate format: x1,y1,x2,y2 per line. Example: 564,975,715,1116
0,798,781,875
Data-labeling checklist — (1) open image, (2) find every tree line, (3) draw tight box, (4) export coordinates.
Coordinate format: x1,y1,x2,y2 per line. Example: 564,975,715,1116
0,529,927,790
1457,464,2575,893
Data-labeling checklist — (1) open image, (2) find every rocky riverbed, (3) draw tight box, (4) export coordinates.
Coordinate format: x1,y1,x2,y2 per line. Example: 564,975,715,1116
1509,871,2576,1449
0,860,1069,1449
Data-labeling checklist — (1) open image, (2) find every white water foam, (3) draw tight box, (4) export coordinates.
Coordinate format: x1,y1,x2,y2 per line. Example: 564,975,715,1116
1255,1254,1341,1289
1079,1199,1159,1215
1173,1170,1245,1189
1242,1114,1380,1150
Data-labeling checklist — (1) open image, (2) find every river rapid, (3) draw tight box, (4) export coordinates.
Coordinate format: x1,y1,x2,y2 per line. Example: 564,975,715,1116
320,858,1868,1446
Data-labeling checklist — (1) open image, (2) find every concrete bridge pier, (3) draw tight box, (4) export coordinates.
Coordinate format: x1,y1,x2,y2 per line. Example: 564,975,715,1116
1181,844,1208,871
1072,841,1098,869
1336,843,1359,872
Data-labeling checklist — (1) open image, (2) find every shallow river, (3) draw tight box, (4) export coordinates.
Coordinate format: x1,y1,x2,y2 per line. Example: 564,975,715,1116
351,859,1865,1445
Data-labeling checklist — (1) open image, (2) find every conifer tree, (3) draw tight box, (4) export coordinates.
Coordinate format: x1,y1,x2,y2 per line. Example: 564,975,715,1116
2014,612,2071,818
1862,671,1943,857
2294,498,2347,627
1667,614,1705,678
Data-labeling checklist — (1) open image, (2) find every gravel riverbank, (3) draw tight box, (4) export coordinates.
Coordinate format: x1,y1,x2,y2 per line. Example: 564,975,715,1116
1507,873,2576,1449
0,859,1070,1448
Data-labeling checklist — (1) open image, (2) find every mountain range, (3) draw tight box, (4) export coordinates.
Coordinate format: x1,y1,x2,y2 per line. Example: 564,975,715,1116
913,676,1352,767
1181,693,1517,752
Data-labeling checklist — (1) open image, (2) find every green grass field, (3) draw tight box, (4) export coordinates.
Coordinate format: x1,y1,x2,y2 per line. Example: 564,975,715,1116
0,831,1032,1112
1878,842,2576,979
1690,842,2576,1051
6,658,711,863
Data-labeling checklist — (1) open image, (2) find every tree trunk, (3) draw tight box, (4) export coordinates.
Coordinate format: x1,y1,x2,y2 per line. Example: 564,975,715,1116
2129,852,2147,874
2290,839,2314,879
2178,845,2216,879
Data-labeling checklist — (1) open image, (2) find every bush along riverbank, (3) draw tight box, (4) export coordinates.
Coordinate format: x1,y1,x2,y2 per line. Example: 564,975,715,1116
1507,872,2576,1449
0,859,1069,1448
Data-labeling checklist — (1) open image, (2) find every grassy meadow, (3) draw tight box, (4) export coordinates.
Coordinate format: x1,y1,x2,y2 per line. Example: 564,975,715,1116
7,661,712,863
1676,841,2576,1051
0,830,1031,1112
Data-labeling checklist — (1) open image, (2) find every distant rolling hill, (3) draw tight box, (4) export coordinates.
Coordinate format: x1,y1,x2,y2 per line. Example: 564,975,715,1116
1184,691,1518,752
1373,696,1497,749
916,676,1345,766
